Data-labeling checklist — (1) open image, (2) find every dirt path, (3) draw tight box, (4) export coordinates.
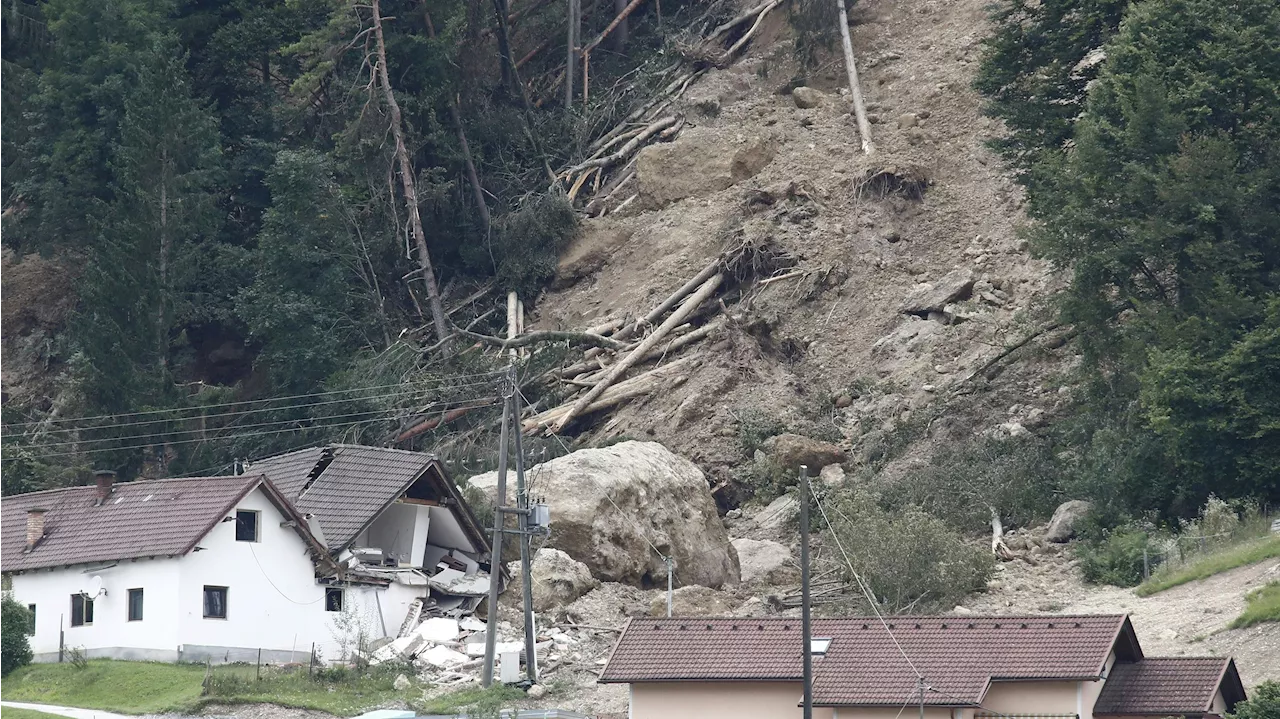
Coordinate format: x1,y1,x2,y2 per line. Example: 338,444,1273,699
964,551,1280,688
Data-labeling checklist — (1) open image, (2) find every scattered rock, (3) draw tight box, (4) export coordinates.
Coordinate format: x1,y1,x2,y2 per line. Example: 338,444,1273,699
637,129,778,208
819,464,845,488
393,674,412,691
755,494,798,530
951,605,974,615
528,548,600,611
899,269,976,315
834,394,853,408
791,86,824,109
762,433,847,472
1044,500,1093,543
897,112,920,128
732,538,796,584
527,684,548,699
649,585,735,617
469,441,740,588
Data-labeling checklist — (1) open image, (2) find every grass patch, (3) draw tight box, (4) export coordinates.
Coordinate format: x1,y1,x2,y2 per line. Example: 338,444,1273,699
2,660,205,714
1230,582,1280,630
1135,535,1280,596
1,659,416,716
415,685,525,715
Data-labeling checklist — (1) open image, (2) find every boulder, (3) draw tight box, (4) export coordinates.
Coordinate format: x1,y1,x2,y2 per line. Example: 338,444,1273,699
819,464,846,488
393,674,412,691
527,684,548,699
637,128,777,207
791,86,824,109
763,433,846,472
899,269,975,315
732,538,795,584
469,441,739,588
649,585,735,617
755,494,798,530
1044,500,1092,543
525,548,600,611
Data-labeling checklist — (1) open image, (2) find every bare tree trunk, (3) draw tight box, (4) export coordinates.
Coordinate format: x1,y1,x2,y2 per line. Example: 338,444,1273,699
157,148,170,371
611,0,629,52
990,507,1014,561
370,0,450,344
834,0,874,154
565,0,579,106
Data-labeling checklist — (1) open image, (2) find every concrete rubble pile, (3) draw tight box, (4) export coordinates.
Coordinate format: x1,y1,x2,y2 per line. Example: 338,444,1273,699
368,612,609,689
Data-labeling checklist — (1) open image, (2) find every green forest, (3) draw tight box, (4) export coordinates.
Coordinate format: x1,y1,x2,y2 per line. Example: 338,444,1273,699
2,0,1278,550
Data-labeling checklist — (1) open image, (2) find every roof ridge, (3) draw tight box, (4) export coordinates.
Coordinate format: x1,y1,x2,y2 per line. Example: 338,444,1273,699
329,443,437,458
1137,656,1232,662
1,474,252,503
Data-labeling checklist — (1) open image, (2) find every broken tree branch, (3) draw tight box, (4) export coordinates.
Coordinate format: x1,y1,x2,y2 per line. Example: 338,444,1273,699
720,0,780,61
527,355,700,433
566,115,680,174
454,326,628,351
552,273,722,432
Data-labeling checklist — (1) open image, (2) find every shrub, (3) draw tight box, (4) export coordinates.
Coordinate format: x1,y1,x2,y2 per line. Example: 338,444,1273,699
1,594,33,676
1075,524,1152,587
1228,681,1280,719
826,488,995,613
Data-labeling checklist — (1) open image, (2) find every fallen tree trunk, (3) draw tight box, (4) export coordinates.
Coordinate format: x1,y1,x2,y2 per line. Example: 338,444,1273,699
720,0,780,61
990,507,1014,561
454,327,628,351
552,273,723,432
565,115,680,175
526,355,700,433
834,0,874,154
572,318,724,382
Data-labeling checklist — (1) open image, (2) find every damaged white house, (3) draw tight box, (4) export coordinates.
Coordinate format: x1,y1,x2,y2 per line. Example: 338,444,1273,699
0,444,495,664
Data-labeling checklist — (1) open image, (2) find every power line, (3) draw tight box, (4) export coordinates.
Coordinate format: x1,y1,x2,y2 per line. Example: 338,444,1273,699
21,388,502,449
14,378,503,437
3,370,506,428
5,398,501,461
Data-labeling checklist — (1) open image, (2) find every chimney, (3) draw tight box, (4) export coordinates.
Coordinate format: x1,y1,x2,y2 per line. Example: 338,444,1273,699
94,470,117,504
25,508,47,551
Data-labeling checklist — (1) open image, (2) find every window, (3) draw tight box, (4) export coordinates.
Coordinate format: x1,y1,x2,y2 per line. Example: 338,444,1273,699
235,510,259,542
325,587,344,612
810,637,833,656
27,604,36,634
70,594,94,627
203,586,228,619
127,588,144,621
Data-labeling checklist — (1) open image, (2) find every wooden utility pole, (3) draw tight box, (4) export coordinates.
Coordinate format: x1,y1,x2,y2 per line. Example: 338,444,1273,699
481,370,514,687
801,465,813,719
370,0,451,344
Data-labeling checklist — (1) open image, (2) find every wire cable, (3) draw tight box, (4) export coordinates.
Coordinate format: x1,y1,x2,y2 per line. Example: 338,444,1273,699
248,542,324,605
8,379,503,437
3,370,506,428
807,474,924,680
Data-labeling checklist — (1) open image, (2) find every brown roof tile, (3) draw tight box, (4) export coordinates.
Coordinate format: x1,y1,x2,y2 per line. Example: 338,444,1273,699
2,475,260,571
248,444,488,556
601,615,1140,707
1094,657,1245,715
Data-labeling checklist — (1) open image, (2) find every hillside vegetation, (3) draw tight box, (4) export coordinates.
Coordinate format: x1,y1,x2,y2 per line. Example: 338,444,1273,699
1,0,1277,608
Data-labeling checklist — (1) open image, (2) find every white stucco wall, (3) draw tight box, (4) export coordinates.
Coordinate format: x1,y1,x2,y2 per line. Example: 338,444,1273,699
982,680,1079,715
6,486,429,664
8,556,182,662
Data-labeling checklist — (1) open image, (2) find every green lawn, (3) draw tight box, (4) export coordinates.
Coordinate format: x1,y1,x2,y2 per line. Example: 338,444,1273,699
1,660,417,716
1135,535,1280,597
1230,581,1280,630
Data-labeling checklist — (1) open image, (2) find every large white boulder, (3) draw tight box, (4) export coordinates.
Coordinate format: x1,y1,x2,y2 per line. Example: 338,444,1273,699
469,441,739,588
507,548,601,611
732,538,795,584
1044,500,1093,543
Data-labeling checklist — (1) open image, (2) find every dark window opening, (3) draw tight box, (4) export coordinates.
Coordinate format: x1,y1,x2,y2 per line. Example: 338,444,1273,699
325,587,344,612
128,588,144,621
235,510,259,542
27,604,36,634
203,586,228,619
70,594,94,626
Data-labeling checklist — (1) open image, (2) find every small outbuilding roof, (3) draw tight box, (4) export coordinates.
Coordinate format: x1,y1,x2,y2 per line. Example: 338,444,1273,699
1094,657,1246,716
0,474,329,572
601,615,1143,706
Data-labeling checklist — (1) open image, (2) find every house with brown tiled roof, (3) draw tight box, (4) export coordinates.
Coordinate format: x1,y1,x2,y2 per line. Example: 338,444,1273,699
599,616,1247,719
1,445,493,664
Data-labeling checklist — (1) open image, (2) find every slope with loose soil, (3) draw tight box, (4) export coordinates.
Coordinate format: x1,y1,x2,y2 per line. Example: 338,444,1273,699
534,0,1069,491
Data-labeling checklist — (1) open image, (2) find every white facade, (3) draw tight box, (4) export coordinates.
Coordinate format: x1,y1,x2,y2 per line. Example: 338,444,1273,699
8,487,426,664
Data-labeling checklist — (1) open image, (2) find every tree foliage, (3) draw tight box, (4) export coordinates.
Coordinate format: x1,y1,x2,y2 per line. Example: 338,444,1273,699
1,594,34,676
977,0,1280,519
